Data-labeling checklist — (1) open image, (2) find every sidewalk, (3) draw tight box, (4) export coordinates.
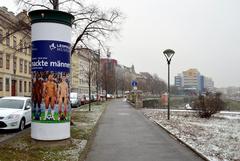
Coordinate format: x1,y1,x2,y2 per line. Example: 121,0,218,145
86,99,204,161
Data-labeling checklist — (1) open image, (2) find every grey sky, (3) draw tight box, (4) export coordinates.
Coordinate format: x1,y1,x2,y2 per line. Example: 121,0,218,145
2,0,240,87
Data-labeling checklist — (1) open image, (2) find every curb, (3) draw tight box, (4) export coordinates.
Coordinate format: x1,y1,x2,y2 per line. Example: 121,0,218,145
126,100,135,107
126,101,210,161
0,126,31,146
143,113,210,161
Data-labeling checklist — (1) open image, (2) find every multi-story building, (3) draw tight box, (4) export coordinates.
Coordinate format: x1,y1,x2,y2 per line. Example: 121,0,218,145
115,64,139,94
182,68,200,91
100,58,117,94
71,48,100,95
0,7,31,97
174,74,182,87
175,68,215,94
204,76,214,92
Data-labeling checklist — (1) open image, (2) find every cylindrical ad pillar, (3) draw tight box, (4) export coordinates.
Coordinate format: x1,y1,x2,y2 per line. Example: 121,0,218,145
29,10,74,140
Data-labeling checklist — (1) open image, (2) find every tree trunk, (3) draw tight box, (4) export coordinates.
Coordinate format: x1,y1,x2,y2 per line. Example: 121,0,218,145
53,0,59,10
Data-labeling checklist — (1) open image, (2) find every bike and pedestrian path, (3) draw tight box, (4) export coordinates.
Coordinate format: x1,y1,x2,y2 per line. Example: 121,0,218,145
86,99,204,161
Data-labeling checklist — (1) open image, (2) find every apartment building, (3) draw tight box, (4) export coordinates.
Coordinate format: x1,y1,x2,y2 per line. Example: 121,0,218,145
71,48,100,95
175,68,215,93
0,7,31,97
182,68,200,90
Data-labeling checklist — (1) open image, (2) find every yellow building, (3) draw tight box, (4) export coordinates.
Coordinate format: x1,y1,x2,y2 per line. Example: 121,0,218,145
0,7,31,97
182,68,200,90
71,48,100,95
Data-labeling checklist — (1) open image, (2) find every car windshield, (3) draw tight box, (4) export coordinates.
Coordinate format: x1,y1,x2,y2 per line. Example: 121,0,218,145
70,93,77,99
0,99,24,109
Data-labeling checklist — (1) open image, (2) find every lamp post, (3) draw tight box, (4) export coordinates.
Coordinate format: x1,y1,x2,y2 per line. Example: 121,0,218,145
163,49,175,120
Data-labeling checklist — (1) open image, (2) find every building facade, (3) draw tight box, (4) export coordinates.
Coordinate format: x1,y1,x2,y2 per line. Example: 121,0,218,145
100,58,118,94
71,48,100,95
0,7,31,97
175,68,215,94
204,76,214,92
174,74,182,87
182,68,200,90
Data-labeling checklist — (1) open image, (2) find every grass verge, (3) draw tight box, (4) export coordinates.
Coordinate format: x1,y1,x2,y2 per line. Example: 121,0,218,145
0,101,108,161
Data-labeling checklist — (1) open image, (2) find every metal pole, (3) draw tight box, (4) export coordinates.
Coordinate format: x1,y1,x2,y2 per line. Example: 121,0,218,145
167,61,170,120
105,62,108,101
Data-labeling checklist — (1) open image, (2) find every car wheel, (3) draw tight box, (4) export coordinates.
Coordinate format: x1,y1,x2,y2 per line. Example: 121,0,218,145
19,118,25,131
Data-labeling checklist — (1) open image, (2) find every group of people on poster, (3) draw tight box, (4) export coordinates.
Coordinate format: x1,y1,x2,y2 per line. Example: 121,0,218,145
32,71,70,121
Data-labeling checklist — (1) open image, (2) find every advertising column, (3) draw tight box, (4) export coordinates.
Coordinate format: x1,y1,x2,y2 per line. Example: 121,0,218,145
29,10,74,140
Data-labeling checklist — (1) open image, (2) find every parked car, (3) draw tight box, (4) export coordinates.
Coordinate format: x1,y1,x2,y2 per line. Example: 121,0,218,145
107,94,114,99
70,92,81,108
0,97,32,131
85,95,90,104
80,95,86,105
91,94,97,102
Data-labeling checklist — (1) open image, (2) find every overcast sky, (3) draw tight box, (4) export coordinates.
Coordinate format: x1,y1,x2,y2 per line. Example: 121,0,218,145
2,0,240,88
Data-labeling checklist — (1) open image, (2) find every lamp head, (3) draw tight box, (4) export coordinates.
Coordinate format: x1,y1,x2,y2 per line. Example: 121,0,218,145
163,49,175,61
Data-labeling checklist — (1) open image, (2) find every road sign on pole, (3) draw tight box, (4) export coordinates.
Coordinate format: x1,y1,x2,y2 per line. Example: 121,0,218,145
131,80,138,87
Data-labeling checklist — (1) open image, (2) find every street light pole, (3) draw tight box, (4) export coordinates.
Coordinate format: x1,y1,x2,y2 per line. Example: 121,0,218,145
167,60,170,120
163,49,175,120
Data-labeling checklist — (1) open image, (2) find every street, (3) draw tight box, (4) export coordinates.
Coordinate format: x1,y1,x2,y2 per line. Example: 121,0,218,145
0,126,30,143
86,99,204,161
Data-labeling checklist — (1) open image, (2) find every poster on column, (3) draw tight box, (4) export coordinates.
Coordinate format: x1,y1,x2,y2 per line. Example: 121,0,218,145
31,40,71,123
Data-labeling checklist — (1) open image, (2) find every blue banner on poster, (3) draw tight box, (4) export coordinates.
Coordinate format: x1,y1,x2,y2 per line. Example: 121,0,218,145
32,40,71,72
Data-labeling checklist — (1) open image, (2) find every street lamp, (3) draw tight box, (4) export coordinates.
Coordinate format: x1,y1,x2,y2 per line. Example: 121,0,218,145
163,49,175,120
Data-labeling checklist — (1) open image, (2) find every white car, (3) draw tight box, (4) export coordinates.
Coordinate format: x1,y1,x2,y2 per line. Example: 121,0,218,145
0,97,32,131
70,92,81,108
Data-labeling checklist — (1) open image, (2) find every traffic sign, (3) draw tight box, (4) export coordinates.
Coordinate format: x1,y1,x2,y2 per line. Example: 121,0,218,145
131,80,138,87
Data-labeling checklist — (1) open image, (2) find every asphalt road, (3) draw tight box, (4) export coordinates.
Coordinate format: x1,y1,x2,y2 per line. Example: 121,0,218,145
0,125,30,143
86,99,204,161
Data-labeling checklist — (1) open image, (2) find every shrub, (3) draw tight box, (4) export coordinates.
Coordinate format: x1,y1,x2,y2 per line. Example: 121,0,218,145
193,92,225,118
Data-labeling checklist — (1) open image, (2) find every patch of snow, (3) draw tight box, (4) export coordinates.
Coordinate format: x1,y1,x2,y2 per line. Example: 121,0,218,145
143,109,240,161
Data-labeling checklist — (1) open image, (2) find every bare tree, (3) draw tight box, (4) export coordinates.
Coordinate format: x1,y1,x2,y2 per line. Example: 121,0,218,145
115,65,126,97
79,48,99,111
17,0,123,55
194,92,225,118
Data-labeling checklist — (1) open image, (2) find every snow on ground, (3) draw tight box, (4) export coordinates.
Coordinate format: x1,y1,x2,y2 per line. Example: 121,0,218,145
143,109,240,161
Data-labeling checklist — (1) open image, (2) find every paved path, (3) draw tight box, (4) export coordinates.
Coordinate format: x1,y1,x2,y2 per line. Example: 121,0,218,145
86,99,204,161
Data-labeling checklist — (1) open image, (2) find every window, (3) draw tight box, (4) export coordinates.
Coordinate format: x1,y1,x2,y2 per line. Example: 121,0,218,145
13,56,17,73
28,62,31,74
0,77,2,91
13,36,17,49
19,80,22,92
25,99,31,108
24,81,27,92
28,82,31,92
19,59,23,72
24,60,27,73
0,52,3,68
6,31,10,46
28,45,31,55
24,42,27,54
0,29,3,43
5,78,10,92
6,54,10,70
19,40,23,52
